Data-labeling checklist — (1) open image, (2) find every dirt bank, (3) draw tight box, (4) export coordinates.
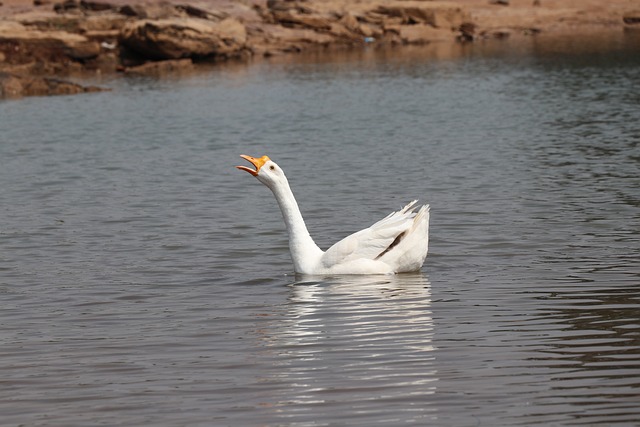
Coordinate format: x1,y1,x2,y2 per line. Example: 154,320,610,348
1,0,638,98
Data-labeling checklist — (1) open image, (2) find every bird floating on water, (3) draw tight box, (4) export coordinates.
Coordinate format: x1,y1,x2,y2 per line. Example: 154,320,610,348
236,155,430,275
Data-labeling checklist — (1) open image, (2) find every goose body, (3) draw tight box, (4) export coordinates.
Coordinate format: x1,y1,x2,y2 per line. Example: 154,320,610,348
236,155,430,275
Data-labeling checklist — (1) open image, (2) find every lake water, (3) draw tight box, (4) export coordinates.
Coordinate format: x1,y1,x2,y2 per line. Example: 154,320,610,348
1,32,639,426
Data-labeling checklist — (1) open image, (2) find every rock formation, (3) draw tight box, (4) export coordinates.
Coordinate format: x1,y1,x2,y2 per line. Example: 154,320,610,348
119,17,247,60
0,0,637,98
0,71,106,97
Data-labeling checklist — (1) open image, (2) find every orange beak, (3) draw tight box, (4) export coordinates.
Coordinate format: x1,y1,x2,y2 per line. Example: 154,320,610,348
236,155,270,176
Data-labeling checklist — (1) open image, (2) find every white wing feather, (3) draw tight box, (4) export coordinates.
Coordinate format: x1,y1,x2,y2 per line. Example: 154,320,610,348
320,200,421,269
378,204,430,272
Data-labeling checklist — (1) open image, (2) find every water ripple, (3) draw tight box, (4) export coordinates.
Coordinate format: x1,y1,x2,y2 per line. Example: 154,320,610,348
1,33,640,426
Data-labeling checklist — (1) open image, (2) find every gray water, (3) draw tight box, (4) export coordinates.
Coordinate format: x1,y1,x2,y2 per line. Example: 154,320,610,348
1,32,639,426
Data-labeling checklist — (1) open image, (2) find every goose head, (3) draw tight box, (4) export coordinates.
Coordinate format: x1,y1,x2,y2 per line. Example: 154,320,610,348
236,154,287,189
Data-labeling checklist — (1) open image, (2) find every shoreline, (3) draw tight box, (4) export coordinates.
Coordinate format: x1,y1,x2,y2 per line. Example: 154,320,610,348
1,0,639,98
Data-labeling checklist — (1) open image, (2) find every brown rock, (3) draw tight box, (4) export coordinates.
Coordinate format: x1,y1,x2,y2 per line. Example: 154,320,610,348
623,11,640,25
82,29,119,40
338,12,359,32
117,3,181,20
373,2,470,30
118,4,147,18
0,71,106,98
53,0,80,14
64,39,100,59
124,58,194,75
0,22,101,69
393,23,456,44
459,21,476,41
80,0,115,12
77,14,127,33
272,10,332,31
247,23,333,55
326,22,361,42
119,18,247,60
0,73,23,97
13,12,82,33
267,1,310,13
174,4,228,21
267,1,292,12
335,12,379,38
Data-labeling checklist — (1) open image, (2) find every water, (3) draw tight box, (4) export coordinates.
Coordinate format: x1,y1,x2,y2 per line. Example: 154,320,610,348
1,32,639,426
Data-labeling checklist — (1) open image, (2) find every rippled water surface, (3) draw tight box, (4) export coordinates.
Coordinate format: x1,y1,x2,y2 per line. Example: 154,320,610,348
1,33,639,426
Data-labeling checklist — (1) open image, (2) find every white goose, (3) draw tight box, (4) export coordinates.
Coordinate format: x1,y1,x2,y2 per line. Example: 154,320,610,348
236,155,430,275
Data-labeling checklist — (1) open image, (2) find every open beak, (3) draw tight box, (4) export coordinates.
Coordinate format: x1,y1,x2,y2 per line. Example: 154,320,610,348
236,155,270,176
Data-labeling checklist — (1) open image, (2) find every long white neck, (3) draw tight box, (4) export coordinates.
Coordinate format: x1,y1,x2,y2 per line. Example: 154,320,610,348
269,177,323,273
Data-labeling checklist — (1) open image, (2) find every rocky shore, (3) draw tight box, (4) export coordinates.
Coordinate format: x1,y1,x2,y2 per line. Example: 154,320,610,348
1,0,638,98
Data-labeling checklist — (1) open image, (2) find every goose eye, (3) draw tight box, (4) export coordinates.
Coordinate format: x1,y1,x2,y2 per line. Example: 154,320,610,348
270,165,275,170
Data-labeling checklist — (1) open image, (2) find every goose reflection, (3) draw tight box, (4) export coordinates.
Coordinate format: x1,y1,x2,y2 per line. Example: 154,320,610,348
260,273,438,423
286,273,435,351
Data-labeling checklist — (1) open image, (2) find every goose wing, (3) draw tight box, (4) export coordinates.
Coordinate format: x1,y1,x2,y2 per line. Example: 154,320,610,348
320,200,421,269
